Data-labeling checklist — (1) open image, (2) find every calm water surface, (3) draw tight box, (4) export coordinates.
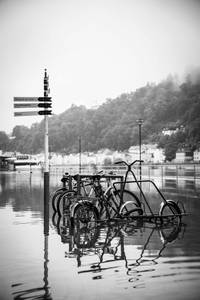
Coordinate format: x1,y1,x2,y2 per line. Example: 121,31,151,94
0,170,200,300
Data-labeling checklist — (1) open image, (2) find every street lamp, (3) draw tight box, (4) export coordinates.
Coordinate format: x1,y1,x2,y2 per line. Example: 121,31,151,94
136,119,143,182
79,136,81,174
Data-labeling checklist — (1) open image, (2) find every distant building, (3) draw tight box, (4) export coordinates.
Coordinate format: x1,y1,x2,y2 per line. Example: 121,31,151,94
162,127,178,136
0,151,15,170
146,146,165,163
40,144,166,167
162,125,185,136
175,148,193,163
128,144,165,163
0,155,11,170
193,149,200,163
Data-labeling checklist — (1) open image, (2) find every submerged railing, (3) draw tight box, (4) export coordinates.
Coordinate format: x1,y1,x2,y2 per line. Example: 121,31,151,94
49,163,200,180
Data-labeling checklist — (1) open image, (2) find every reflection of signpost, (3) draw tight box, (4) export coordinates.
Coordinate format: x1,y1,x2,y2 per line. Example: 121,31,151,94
13,69,52,225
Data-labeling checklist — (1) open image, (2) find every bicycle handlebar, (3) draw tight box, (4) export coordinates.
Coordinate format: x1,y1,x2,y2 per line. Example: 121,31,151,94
114,160,144,166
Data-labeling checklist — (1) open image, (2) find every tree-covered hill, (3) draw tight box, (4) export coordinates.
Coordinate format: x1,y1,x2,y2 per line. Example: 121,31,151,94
1,74,200,161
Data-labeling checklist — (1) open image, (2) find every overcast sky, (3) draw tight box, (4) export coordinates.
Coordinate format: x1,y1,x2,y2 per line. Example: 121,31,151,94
0,0,200,134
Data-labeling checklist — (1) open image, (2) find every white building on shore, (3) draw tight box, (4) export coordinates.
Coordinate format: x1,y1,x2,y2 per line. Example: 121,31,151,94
175,148,193,163
128,144,165,163
193,149,200,163
47,144,165,166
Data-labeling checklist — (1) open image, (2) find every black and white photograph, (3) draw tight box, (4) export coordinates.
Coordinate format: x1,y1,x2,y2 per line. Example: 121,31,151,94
0,0,200,299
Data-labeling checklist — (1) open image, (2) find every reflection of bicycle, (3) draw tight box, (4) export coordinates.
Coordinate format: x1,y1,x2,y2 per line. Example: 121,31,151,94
54,211,185,273
53,213,140,268
125,222,185,273
52,211,100,250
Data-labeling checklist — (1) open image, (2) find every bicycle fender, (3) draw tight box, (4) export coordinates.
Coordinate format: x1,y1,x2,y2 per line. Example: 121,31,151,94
159,200,181,215
70,200,96,218
119,201,141,215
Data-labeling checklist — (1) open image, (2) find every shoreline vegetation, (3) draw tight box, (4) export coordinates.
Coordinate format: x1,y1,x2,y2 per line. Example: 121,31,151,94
1,73,200,162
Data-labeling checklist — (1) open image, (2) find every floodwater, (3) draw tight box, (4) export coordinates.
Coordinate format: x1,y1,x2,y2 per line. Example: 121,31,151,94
0,169,200,300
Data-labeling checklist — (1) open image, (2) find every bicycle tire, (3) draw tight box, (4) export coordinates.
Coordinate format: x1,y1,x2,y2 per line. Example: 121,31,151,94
57,190,77,217
159,200,182,223
51,188,67,212
159,223,182,243
73,201,99,224
73,223,100,249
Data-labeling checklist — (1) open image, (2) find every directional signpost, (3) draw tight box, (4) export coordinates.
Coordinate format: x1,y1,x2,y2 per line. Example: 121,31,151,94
14,97,52,116
14,97,39,101
14,111,39,117
13,69,51,232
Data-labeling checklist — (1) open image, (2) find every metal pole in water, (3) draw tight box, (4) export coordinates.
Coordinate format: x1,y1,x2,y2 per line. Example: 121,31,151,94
44,69,50,231
43,210,50,297
136,119,143,182
136,119,143,202
139,123,141,180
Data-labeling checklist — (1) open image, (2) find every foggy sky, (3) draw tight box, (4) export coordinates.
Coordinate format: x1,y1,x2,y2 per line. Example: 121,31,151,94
0,0,200,134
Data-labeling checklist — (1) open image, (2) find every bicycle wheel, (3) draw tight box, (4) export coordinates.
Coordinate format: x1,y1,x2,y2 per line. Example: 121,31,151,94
73,201,99,224
57,190,77,217
51,188,66,212
159,200,182,223
159,223,182,243
73,223,100,249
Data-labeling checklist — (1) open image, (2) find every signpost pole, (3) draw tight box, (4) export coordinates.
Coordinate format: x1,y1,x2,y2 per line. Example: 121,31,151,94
43,69,50,234
13,70,52,235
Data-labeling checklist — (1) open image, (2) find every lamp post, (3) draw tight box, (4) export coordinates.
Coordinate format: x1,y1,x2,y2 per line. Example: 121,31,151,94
79,136,81,174
136,119,143,183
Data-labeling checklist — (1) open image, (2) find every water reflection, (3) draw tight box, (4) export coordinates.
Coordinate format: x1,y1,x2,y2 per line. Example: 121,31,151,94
0,172,200,299
53,213,187,289
11,189,52,300
11,240,52,300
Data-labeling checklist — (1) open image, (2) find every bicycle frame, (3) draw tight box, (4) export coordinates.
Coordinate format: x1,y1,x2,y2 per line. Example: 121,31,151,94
114,160,154,215
84,174,125,215
114,160,184,218
88,178,132,220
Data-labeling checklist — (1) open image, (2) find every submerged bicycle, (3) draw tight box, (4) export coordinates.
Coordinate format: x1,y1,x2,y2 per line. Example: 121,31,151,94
65,173,143,226
70,160,187,226
113,160,187,223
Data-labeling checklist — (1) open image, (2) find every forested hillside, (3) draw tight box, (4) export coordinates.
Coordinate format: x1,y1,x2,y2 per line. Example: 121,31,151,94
1,75,200,161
